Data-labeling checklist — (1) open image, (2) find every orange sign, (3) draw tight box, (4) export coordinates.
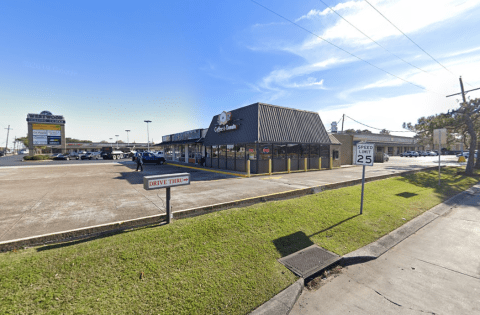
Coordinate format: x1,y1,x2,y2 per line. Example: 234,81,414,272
32,124,61,131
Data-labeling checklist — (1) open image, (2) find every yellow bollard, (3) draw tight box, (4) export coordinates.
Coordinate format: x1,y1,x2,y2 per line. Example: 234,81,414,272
458,156,466,163
288,158,291,173
247,160,251,177
304,158,308,172
269,159,272,175
329,156,333,170
319,157,322,170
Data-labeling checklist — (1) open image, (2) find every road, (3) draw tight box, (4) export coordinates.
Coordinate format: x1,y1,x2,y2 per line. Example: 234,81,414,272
0,154,131,167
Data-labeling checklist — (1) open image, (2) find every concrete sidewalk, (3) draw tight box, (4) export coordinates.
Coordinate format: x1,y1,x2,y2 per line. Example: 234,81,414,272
290,184,480,315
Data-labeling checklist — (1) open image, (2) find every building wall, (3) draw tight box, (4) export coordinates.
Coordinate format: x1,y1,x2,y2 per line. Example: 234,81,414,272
331,134,353,165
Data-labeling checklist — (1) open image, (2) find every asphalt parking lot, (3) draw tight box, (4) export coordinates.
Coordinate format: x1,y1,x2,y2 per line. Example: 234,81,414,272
0,155,464,244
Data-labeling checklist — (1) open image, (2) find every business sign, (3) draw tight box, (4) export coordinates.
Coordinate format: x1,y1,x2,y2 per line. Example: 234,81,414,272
26,112,65,124
32,124,62,145
143,173,190,190
354,143,374,166
214,124,238,133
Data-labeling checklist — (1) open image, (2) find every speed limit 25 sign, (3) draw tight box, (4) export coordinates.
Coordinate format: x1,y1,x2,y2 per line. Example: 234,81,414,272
354,143,374,166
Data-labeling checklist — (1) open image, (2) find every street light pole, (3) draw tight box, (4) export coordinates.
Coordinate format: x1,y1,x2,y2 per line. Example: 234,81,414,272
144,120,152,151
109,138,113,148
125,130,130,148
115,135,119,149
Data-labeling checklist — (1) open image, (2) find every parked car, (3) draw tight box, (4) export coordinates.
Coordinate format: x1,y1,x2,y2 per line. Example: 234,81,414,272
419,151,429,157
53,154,71,160
136,152,165,165
400,151,418,157
51,153,62,158
0,151,4,157
426,151,437,156
456,151,468,157
383,153,389,162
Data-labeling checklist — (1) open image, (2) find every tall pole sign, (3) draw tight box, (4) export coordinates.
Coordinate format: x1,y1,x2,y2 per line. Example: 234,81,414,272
354,143,374,214
26,111,66,156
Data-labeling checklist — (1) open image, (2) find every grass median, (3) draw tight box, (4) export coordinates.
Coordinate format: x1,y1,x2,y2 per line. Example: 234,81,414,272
0,167,478,314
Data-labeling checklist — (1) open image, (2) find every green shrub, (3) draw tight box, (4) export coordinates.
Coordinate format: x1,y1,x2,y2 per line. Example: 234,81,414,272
24,155,51,161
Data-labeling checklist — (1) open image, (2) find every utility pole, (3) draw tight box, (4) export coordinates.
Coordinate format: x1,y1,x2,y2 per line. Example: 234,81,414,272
341,114,345,133
4,125,12,154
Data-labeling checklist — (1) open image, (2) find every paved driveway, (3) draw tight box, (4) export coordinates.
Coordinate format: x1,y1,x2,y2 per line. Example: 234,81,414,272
0,156,463,243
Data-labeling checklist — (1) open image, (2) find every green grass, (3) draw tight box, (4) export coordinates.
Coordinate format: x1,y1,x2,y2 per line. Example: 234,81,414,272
0,167,478,314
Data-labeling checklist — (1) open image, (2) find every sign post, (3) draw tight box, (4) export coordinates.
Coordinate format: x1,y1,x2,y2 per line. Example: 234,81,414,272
354,143,375,214
143,173,190,224
433,128,447,186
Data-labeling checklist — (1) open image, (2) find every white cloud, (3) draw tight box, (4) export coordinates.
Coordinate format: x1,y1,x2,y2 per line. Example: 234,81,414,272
299,0,480,51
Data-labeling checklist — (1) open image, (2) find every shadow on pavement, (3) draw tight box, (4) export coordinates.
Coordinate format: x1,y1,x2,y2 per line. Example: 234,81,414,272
113,163,238,185
341,256,376,267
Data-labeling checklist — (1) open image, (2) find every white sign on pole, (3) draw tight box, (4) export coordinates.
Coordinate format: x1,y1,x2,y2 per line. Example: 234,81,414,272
354,143,375,166
143,173,190,190
433,128,447,145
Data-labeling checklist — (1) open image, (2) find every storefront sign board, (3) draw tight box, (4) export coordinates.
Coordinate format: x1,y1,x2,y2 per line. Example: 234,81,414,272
143,173,190,190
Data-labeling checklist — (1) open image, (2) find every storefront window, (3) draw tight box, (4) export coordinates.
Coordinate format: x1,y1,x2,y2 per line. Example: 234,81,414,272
300,144,309,158
259,144,272,160
226,145,235,159
188,144,196,159
235,145,245,159
287,144,300,159
246,144,256,160
309,144,319,158
273,144,286,159
212,145,218,158
174,145,181,160
206,146,211,158
219,145,226,159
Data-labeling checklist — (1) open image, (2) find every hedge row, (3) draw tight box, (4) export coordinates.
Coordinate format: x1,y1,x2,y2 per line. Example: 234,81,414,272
23,155,53,160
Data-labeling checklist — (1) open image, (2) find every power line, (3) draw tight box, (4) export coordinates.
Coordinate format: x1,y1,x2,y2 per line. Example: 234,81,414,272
345,115,412,133
249,0,442,95
318,0,432,76
363,0,471,87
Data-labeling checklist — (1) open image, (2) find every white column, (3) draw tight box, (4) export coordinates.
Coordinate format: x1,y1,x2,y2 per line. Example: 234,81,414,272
185,145,189,163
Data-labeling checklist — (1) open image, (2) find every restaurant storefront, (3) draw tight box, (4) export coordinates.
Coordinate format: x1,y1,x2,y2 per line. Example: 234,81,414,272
203,102,332,174
160,129,207,164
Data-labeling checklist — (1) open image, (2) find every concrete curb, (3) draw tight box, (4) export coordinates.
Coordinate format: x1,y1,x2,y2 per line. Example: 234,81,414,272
250,278,304,315
0,165,440,251
341,182,480,263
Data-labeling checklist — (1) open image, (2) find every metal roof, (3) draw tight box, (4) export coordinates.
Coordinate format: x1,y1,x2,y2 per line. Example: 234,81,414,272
328,134,342,145
204,102,331,146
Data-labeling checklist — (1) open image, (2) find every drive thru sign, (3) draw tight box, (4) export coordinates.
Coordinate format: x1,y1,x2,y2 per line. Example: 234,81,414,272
143,173,190,224
354,143,374,214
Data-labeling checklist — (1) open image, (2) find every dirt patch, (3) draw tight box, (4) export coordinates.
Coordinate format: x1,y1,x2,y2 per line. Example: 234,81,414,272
305,264,344,291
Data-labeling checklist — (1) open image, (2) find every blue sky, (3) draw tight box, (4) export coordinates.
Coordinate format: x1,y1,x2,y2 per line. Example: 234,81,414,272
2,0,480,147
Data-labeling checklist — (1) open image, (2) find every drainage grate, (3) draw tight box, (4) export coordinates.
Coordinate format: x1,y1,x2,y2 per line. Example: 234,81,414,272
278,245,341,278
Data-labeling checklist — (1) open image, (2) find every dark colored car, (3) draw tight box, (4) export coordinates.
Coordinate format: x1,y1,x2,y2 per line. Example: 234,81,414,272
0,151,4,157
137,152,165,165
53,154,71,160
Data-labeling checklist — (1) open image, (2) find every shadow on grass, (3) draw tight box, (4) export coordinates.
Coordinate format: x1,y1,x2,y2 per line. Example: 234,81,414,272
273,231,314,257
396,192,418,198
273,215,360,257
36,221,167,252
308,214,360,238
